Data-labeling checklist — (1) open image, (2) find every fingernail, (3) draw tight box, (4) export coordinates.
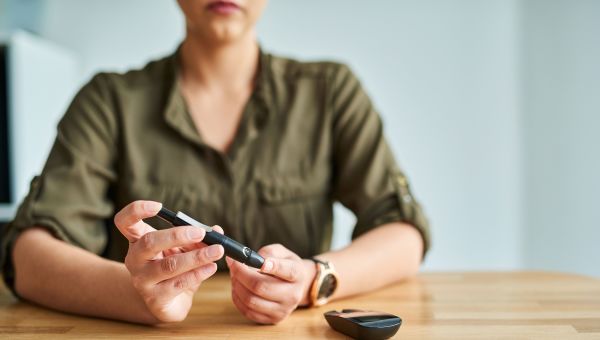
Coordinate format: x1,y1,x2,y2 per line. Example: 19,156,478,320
188,228,204,240
262,259,273,273
144,201,161,213
207,245,222,258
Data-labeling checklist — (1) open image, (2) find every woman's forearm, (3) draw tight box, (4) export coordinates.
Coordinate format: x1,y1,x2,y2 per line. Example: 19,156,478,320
319,222,424,301
12,228,158,324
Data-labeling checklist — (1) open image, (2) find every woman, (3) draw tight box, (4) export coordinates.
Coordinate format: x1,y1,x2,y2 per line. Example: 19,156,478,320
0,0,429,325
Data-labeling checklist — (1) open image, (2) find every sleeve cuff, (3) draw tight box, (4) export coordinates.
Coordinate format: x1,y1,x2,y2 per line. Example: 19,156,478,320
351,172,431,259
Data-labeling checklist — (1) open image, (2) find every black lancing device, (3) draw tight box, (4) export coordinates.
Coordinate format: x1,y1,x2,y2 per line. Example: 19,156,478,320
324,309,402,340
156,207,265,269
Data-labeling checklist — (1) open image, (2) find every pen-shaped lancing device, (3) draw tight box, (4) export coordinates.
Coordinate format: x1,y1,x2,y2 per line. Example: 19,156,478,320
156,207,265,269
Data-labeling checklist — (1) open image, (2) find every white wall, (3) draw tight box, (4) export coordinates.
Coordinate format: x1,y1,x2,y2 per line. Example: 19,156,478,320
37,0,184,79
521,0,600,277
4,0,523,271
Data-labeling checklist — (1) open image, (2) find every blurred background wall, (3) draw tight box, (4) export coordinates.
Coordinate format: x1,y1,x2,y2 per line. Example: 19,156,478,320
521,0,600,277
1,0,598,276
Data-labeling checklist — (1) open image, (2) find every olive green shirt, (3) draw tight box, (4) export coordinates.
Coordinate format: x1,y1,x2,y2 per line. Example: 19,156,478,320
0,49,430,292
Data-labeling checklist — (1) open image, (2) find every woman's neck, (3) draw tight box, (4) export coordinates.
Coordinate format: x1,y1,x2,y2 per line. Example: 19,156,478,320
179,32,260,92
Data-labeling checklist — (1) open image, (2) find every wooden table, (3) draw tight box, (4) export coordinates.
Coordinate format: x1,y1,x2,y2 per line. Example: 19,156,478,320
1,272,599,339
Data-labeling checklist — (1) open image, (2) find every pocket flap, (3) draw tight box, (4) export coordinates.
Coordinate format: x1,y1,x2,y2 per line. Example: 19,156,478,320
256,176,324,204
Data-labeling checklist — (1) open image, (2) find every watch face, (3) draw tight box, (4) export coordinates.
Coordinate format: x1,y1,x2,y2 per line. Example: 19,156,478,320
317,273,338,300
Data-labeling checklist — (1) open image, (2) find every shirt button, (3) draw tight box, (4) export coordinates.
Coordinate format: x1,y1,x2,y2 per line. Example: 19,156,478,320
402,194,413,203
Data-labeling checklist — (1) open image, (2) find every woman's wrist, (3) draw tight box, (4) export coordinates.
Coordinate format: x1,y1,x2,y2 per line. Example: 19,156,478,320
299,259,317,307
106,260,162,324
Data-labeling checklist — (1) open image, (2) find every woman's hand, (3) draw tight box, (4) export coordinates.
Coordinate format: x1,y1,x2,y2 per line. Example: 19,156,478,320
227,244,317,324
114,200,224,323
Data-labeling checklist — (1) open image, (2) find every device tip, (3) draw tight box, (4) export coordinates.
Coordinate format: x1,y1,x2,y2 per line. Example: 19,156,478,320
248,252,265,269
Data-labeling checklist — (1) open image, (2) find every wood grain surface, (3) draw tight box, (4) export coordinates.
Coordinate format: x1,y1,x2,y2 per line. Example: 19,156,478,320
1,272,599,339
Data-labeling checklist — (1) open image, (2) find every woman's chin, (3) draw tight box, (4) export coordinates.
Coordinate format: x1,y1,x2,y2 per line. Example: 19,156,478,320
191,24,249,45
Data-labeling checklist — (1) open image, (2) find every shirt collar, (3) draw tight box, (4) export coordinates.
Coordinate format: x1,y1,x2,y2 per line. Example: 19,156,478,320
162,45,274,149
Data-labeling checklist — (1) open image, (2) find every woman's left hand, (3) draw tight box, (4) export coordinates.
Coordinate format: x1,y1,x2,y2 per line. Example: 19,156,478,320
227,244,316,324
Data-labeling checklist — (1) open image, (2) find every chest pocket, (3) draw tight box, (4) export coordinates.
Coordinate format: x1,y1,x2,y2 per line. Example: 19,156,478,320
244,175,331,259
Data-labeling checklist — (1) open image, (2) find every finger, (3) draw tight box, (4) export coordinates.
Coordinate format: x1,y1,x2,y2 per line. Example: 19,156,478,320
229,260,291,303
212,225,224,234
260,257,301,282
114,200,162,242
231,278,283,315
231,290,279,325
225,256,235,271
177,225,225,253
133,226,206,260
146,244,224,283
156,263,218,300
162,247,186,257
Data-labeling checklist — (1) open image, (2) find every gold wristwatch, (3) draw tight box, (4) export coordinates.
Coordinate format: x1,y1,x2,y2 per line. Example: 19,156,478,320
308,258,339,307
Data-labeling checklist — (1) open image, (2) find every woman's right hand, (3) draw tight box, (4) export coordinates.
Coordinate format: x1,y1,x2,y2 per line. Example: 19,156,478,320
114,200,224,322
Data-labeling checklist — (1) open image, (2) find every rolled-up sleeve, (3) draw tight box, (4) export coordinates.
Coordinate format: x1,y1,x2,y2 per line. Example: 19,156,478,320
0,74,118,293
330,64,431,257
